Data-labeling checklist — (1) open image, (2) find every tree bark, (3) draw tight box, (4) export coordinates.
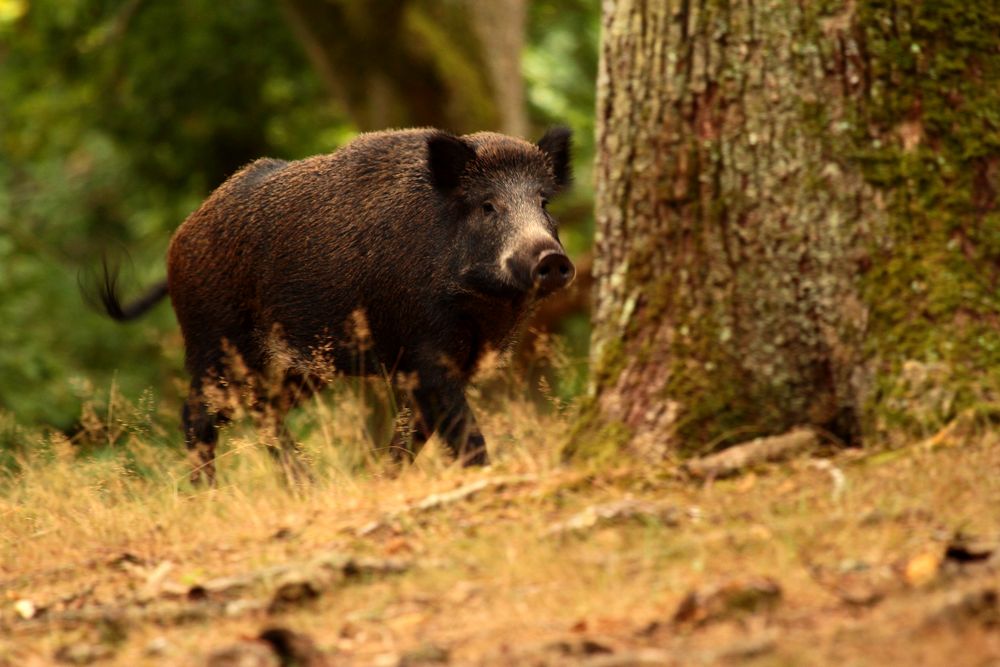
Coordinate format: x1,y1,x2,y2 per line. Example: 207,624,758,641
581,0,1000,459
279,0,521,134
466,0,528,137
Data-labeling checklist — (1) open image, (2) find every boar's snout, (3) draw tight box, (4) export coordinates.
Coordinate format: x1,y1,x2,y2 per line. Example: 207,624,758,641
532,249,575,296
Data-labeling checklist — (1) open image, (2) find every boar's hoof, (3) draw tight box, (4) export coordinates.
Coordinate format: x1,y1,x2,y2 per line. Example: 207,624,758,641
533,250,575,296
460,447,490,467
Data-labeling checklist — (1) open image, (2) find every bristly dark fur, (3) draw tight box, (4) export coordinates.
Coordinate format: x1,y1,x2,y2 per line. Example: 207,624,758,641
96,126,574,485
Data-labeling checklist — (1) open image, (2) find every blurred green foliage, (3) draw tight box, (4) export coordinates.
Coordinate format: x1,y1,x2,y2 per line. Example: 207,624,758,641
0,0,346,427
0,0,598,430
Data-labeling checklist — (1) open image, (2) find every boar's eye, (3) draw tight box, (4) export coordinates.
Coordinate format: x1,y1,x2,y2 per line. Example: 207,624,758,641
481,202,496,215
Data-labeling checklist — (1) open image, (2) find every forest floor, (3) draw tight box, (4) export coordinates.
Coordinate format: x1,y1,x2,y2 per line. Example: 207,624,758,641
1,385,999,666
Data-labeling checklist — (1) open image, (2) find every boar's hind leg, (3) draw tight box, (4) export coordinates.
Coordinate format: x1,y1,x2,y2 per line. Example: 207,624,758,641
410,382,489,467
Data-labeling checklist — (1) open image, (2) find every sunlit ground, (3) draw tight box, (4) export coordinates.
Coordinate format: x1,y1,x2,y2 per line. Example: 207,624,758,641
2,372,999,666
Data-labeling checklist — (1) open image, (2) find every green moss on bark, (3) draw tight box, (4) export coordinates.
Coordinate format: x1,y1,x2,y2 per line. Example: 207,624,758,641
855,0,1000,439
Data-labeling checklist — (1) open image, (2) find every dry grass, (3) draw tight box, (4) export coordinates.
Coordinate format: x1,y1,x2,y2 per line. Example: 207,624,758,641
1,380,1000,666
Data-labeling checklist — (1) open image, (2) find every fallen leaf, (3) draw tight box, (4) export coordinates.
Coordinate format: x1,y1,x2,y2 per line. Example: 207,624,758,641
271,527,294,541
383,536,414,556
673,577,782,626
547,637,614,657
107,552,144,569
904,551,942,587
388,610,427,632
13,599,36,620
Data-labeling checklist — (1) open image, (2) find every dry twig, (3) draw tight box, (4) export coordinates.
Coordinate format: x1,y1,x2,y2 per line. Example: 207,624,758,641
683,427,820,479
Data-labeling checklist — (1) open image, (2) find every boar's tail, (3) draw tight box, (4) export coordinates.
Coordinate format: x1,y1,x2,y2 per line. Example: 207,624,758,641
96,259,169,322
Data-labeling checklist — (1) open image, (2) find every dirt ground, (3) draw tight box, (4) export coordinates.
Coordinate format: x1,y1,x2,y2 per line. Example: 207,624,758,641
2,398,999,666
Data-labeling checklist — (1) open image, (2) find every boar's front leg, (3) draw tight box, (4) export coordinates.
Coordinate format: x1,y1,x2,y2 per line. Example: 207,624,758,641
183,381,226,487
408,379,489,467
250,373,315,485
386,393,427,465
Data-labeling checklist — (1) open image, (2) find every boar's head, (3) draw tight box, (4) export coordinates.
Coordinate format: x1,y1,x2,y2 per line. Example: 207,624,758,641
427,127,576,300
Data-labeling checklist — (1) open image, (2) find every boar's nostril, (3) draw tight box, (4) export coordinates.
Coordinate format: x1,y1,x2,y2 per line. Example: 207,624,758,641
532,250,575,296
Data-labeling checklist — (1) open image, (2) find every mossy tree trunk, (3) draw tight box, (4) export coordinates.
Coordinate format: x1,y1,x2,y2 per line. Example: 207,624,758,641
582,0,1000,460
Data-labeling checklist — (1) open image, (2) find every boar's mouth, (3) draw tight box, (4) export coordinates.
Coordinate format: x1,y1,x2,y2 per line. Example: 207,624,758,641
502,249,576,299
458,264,534,301
458,256,575,302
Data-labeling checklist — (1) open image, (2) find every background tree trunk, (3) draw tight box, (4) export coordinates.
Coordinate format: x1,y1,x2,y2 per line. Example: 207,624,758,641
466,0,528,137
580,0,1000,459
279,0,521,134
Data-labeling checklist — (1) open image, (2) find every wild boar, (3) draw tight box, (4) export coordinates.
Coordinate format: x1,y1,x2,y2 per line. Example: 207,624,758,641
99,127,575,484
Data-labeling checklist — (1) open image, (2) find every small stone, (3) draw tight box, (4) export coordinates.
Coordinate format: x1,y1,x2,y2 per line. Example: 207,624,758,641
372,654,401,667
225,598,267,617
54,642,114,665
545,500,680,536
13,598,36,620
144,636,172,657
268,574,321,613
713,634,777,661
205,641,280,667
399,642,450,665
836,580,884,608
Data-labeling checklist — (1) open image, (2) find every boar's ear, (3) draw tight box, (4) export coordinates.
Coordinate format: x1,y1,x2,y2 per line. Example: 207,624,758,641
427,132,476,192
537,126,572,190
